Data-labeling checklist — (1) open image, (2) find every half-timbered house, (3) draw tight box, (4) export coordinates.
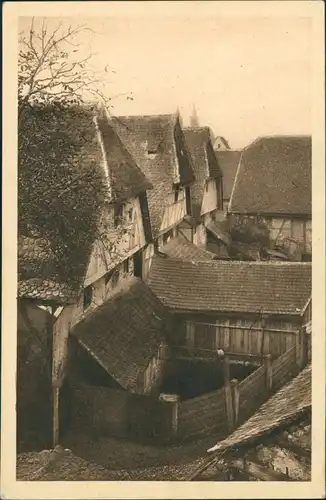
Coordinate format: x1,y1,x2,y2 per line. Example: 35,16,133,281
110,112,195,268
179,127,224,250
18,108,154,444
229,136,312,260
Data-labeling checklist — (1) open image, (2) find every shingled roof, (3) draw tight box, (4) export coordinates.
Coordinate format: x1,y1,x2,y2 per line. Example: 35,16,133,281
214,150,242,201
95,113,152,203
18,235,80,303
161,233,217,261
71,277,170,392
229,136,312,215
208,363,311,454
183,127,222,218
147,257,311,315
111,114,194,235
18,106,151,304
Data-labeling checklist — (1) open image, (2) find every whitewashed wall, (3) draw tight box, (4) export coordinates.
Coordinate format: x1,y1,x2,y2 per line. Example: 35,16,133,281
268,217,312,254
159,188,187,233
85,196,146,287
201,179,218,216
193,223,207,248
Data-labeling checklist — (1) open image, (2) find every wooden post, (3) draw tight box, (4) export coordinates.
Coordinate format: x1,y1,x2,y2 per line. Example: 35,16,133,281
223,355,234,431
302,326,309,366
231,378,240,428
171,395,179,437
53,386,60,447
260,316,266,363
47,306,55,448
295,327,305,369
263,354,273,391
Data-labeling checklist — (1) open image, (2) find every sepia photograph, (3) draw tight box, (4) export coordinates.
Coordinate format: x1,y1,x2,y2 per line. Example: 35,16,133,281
1,1,325,498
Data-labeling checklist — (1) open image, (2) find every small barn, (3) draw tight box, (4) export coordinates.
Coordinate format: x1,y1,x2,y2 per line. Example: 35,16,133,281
70,276,171,396
147,256,312,360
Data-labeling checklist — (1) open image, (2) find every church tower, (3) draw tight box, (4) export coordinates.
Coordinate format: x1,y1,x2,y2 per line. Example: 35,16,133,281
190,104,199,127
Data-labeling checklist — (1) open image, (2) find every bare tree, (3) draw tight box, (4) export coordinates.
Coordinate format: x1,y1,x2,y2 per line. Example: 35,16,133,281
18,18,135,281
18,18,133,114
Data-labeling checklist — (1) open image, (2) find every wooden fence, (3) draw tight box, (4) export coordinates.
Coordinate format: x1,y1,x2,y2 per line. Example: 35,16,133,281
183,321,297,359
69,340,308,444
178,386,227,440
175,343,307,440
70,381,175,443
229,344,302,430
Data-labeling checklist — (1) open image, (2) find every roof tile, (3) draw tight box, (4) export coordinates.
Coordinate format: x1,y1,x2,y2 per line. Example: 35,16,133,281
161,234,217,261
71,277,171,392
111,114,194,235
229,136,311,215
214,150,242,200
147,257,311,314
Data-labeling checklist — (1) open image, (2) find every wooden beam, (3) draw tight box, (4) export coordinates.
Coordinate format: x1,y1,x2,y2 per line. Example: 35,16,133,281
228,458,296,481
180,321,298,334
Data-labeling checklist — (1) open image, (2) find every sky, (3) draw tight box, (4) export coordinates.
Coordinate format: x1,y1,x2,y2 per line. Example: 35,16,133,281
20,14,313,149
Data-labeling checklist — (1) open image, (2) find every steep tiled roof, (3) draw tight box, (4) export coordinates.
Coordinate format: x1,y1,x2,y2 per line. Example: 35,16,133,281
208,363,311,453
18,106,152,304
215,150,242,200
147,257,311,314
18,235,80,303
18,278,77,303
229,136,312,215
71,277,170,392
111,114,194,235
161,234,217,261
183,127,222,218
95,114,152,203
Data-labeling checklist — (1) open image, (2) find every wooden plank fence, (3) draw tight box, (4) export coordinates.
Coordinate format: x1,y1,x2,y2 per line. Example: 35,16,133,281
183,320,297,359
69,325,310,444
178,386,227,440
69,381,175,442
175,341,308,441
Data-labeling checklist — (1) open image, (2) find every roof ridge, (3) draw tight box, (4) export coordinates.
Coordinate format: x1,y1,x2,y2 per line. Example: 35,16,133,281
242,134,312,151
155,255,311,266
114,113,176,120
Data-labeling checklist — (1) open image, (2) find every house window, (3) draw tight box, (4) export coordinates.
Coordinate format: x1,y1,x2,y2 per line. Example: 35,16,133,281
174,189,179,203
83,285,93,309
114,204,124,228
127,207,133,221
123,258,129,273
